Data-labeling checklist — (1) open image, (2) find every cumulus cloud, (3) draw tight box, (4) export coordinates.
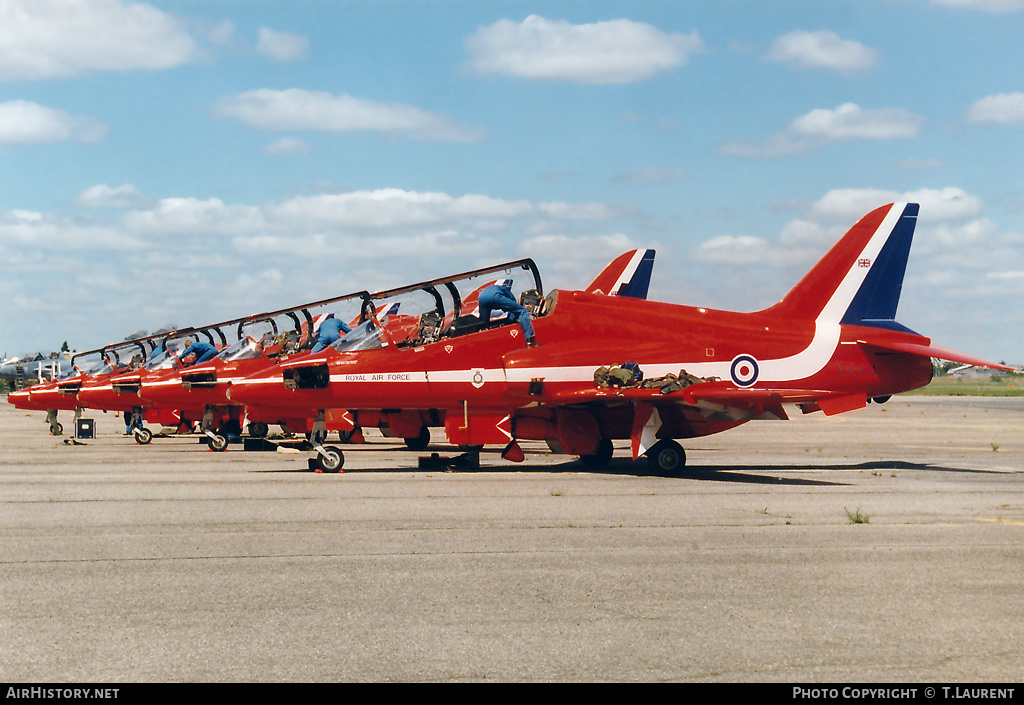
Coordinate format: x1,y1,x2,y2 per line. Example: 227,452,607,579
692,235,807,267
257,27,309,61
213,88,488,142
266,189,534,230
0,185,646,345
765,30,878,75
691,187,993,276
122,197,266,236
965,92,1024,124
808,187,984,222
465,15,705,84
0,0,200,81
75,184,155,210
720,103,925,158
0,101,108,144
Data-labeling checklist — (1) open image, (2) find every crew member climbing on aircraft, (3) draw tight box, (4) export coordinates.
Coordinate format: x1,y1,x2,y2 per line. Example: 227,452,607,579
311,313,352,352
478,282,538,346
178,340,218,367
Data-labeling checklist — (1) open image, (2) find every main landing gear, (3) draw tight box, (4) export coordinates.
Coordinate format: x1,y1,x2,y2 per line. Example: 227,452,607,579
645,439,686,476
575,437,688,476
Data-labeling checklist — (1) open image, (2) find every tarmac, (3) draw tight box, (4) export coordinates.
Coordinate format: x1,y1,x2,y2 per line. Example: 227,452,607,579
1,395,1022,683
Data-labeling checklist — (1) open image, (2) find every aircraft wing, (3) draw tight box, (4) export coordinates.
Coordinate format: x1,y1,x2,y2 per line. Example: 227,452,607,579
544,380,802,419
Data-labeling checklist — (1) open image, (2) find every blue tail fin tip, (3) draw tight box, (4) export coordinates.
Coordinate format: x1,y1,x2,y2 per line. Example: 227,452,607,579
841,203,919,332
617,249,656,299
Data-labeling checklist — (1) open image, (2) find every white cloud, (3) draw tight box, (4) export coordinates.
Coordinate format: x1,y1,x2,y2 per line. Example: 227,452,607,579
465,15,704,84
965,92,1024,124
765,30,878,75
257,27,309,62
122,197,266,236
808,187,983,222
76,184,154,210
690,187,993,277
0,0,200,81
212,89,487,142
0,101,108,144
720,103,925,158
537,201,628,220
0,214,139,251
267,189,533,230
693,235,782,266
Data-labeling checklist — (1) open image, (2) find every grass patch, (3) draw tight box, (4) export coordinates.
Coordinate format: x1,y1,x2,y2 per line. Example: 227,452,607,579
902,376,1024,397
845,507,871,524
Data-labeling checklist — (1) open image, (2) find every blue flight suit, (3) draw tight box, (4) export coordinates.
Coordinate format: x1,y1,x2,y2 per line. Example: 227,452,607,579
179,341,218,366
478,284,536,343
311,316,352,352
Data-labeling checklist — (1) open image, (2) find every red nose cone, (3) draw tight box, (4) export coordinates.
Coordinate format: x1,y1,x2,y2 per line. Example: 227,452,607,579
8,388,44,410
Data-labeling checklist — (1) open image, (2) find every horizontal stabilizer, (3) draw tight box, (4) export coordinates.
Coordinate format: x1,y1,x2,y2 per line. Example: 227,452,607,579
861,339,1013,371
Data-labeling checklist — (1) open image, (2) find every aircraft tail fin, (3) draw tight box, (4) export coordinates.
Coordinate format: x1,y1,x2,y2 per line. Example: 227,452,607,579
586,249,656,299
764,203,919,330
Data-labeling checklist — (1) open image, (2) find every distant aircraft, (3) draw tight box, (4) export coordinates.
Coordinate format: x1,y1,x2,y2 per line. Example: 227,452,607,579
0,352,73,389
226,203,1010,472
130,289,376,449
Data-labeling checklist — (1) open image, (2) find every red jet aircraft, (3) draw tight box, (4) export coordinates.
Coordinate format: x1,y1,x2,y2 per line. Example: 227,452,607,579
135,290,375,449
9,332,182,436
140,249,656,454
227,203,1010,473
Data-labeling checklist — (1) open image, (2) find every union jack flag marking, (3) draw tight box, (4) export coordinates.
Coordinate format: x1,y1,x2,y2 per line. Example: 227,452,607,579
858,258,871,268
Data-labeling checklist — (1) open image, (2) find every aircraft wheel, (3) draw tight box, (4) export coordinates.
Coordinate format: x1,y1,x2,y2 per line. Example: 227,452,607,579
579,438,614,467
248,422,269,439
404,426,430,451
317,445,345,473
134,427,153,445
50,422,63,437
207,433,229,452
646,440,686,476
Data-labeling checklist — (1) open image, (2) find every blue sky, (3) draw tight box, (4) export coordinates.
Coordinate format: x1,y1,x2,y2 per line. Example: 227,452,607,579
1,0,1022,364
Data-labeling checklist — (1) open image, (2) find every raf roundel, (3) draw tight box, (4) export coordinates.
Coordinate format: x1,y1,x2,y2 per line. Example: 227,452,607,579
730,354,759,387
